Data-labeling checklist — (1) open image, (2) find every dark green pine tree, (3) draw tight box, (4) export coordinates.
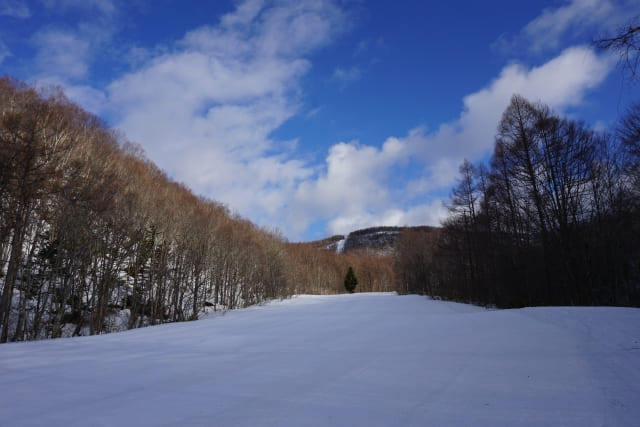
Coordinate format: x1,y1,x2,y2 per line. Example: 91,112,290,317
344,266,358,293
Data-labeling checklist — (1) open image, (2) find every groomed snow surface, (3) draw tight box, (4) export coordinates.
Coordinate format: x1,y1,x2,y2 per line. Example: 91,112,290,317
2,293,639,427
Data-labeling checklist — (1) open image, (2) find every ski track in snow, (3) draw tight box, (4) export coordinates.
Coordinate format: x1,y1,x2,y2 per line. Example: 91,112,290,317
1,293,639,427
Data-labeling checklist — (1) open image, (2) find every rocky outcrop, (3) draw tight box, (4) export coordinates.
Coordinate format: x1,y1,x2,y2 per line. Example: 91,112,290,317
310,226,436,255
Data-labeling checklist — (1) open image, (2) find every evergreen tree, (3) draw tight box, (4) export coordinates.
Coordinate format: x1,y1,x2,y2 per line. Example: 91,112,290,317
344,267,358,293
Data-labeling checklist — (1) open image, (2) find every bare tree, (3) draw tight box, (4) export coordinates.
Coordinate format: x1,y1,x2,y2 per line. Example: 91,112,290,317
594,17,640,81
428,95,640,307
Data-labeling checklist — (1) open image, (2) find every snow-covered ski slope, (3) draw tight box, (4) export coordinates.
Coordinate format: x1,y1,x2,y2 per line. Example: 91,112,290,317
1,293,639,427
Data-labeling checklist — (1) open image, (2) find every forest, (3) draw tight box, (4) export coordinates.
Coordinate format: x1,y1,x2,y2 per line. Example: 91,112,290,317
0,74,639,343
396,95,640,308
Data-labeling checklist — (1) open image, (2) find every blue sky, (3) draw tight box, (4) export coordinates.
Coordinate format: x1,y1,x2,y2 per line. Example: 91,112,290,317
1,0,639,241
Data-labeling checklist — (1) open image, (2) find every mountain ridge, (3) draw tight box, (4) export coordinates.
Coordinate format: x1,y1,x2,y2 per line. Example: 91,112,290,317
310,225,438,255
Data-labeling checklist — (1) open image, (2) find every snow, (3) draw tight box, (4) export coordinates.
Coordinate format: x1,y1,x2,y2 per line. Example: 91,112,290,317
1,293,639,427
336,237,346,253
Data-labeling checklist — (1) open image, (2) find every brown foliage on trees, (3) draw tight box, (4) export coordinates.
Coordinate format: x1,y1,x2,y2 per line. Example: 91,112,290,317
0,77,297,342
285,242,395,295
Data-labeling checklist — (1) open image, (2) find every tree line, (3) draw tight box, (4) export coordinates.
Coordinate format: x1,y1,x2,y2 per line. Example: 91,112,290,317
396,95,640,308
287,241,395,295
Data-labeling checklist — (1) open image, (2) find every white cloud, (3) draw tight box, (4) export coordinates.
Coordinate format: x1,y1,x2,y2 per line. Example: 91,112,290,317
332,66,362,85
103,0,347,234
26,5,122,114
407,46,613,162
293,137,405,218
525,0,614,52
291,46,614,236
24,0,123,94
0,40,10,64
0,0,31,18
495,0,638,54
62,83,109,114
40,0,116,15
32,30,90,80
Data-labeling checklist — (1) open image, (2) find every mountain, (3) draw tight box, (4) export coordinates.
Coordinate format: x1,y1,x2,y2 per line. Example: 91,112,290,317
311,225,437,255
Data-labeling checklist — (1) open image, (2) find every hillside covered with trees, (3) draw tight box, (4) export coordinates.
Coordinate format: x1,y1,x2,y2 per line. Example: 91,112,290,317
0,76,397,342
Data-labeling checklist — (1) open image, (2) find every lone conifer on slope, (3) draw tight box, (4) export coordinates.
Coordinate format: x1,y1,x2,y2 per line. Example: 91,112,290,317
344,267,358,293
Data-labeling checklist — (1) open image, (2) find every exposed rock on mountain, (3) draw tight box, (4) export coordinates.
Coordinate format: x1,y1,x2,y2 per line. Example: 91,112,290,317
311,226,437,255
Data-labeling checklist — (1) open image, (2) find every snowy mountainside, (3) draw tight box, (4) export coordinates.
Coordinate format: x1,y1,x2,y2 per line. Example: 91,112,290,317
1,293,638,427
312,225,437,254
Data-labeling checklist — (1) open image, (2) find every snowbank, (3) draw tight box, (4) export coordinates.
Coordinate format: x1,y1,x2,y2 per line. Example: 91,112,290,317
1,293,638,426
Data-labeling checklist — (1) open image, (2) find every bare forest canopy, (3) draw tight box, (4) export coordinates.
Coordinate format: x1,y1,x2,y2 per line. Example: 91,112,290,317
1,76,639,343
398,95,640,308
